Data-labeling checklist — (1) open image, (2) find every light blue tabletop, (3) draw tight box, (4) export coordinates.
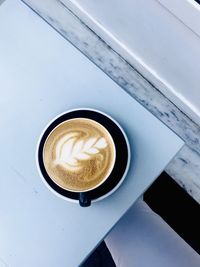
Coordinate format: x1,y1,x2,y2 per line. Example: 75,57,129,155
0,1,184,267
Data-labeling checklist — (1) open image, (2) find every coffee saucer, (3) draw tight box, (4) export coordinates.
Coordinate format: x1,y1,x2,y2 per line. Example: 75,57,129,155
37,108,130,203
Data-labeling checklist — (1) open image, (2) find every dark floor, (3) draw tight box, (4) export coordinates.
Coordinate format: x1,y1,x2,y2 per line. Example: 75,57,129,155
82,242,115,267
144,172,200,254
82,172,200,267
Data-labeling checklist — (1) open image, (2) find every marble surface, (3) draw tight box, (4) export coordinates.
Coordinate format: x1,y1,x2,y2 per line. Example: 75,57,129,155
61,0,200,127
18,0,200,204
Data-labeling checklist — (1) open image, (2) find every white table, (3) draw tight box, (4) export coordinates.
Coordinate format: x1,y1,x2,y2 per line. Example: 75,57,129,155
0,1,184,267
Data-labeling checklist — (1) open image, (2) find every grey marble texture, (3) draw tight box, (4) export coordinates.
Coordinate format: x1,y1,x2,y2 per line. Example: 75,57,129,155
21,0,200,204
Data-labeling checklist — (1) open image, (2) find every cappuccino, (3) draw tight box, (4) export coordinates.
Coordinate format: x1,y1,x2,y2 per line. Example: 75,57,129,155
43,118,116,192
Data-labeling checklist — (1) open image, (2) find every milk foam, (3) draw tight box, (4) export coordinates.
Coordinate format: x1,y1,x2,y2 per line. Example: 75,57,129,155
55,132,107,170
43,118,115,192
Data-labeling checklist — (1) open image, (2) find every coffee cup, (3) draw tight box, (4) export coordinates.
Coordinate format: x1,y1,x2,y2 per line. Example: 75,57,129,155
36,108,130,207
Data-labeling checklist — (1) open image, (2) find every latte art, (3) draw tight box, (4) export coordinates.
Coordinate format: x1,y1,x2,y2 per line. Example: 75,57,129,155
55,134,107,170
43,118,116,192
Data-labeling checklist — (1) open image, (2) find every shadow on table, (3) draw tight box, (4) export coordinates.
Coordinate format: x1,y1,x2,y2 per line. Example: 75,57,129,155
81,241,116,267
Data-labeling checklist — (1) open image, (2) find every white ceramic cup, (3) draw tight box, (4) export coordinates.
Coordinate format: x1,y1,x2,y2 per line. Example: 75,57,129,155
36,108,131,207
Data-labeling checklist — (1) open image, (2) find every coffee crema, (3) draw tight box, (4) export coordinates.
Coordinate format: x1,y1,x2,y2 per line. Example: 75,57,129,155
43,118,116,192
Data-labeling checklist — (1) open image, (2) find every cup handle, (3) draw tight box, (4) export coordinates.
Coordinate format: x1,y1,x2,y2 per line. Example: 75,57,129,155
79,192,91,207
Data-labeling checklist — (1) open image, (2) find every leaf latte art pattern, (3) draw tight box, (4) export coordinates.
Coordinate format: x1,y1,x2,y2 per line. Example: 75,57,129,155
55,132,107,170
43,118,115,192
